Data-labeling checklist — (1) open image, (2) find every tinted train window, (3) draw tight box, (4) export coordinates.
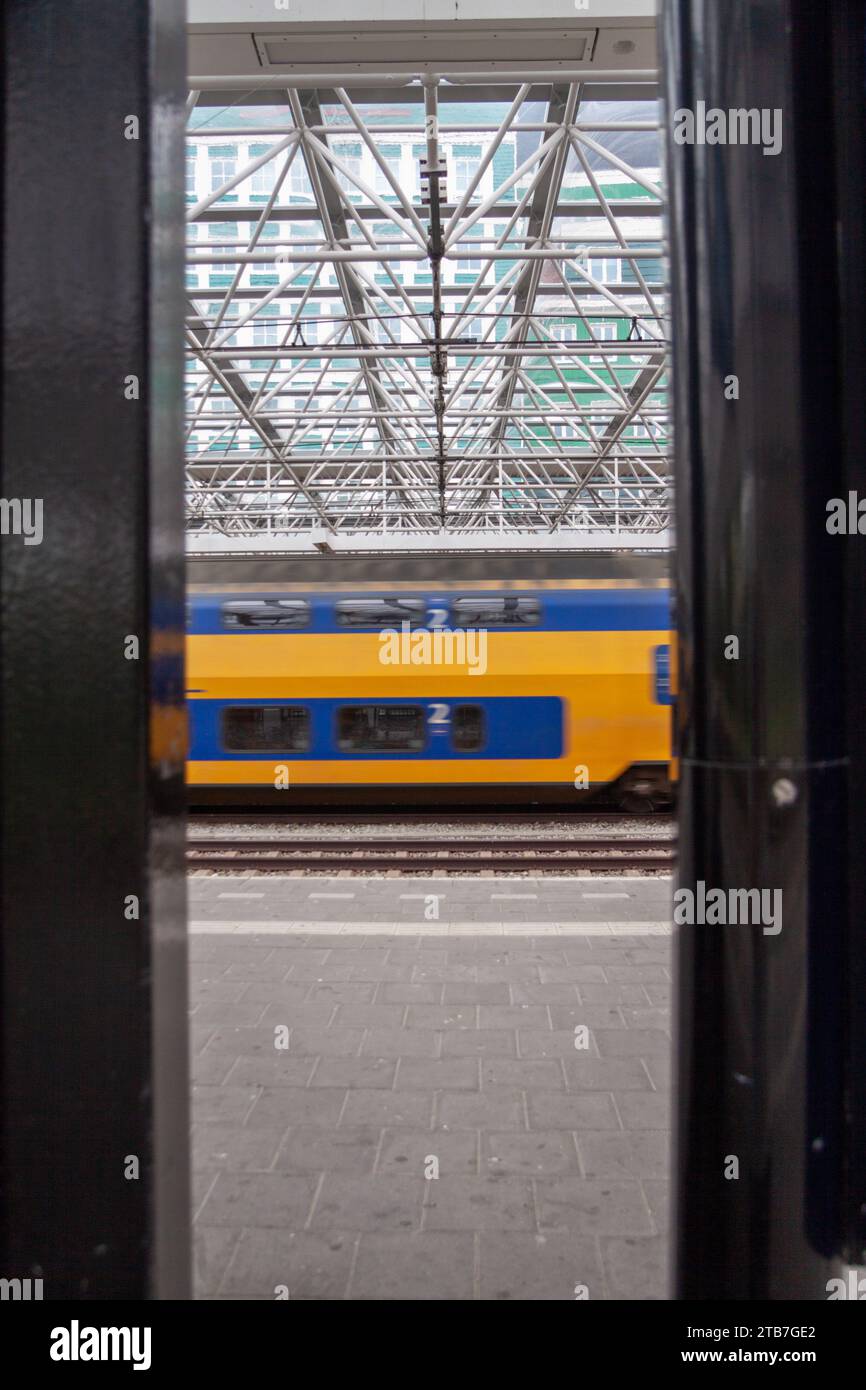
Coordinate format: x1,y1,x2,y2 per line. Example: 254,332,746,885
338,705,425,752
450,596,540,627
223,706,310,751
452,705,485,752
335,598,426,629
222,600,310,629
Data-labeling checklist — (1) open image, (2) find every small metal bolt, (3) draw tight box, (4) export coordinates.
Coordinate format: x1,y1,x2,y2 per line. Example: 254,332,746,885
771,777,797,808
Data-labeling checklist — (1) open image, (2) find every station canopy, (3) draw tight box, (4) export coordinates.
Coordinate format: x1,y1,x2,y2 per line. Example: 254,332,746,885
185,78,668,552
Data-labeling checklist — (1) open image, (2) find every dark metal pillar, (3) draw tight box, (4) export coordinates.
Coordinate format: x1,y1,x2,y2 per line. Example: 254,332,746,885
0,1,188,1297
663,0,865,1297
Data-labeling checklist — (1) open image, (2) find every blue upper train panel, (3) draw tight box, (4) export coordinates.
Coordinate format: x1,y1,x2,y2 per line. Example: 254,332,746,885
187,588,672,636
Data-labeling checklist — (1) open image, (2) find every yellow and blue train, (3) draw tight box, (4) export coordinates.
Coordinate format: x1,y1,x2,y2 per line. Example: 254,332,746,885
185,579,674,808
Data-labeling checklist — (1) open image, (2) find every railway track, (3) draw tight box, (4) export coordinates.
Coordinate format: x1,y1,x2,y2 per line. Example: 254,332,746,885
186,834,675,874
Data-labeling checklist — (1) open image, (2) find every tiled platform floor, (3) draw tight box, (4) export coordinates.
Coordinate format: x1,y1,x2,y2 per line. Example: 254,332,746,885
191,880,672,1300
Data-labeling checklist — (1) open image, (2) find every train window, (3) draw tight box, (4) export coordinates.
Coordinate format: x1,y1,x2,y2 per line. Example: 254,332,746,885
222,600,310,629
338,705,426,752
334,598,426,629
222,706,310,751
450,596,541,627
452,705,485,752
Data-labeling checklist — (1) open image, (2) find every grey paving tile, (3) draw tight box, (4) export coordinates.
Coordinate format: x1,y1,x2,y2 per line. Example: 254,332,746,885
287,1027,365,1057
332,1003,406,1028
236,982,314,1006
191,981,249,1004
478,1005,549,1030
484,1131,579,1177
218,1229,356,1301
643,983,673,1006
394,1057,479,1091
223,961,294,983
604,964,670,982
423,1176,535,1231
360,1028,440,1059
641,1179,671,1235
350,1233,474,1300
405,1004,476,1030
518,1029,598,1059
538,965,607,984
274,1126,380,1175
192,1171,218,1222
481,1058,565,1091
436,1090,524,1131
388,948,447,966
259,1002,338,1028
442,983,511,1005
305,983,377,1004
599,1234,669,1299
224,1055,316,1088
562,1057,652,1092
442,1030,516,1058
192,1054,236,1086
479,1232,604,1301
192,1085,261,1125
577,982,649,1005
614,1091,671,1130
642,1056,672,1090
377,1129,478,1178
193,1125,285,1173
197,1172,317,1228
245,1087,346,1129
577,1131,670,1180
190,1027,217,1056
620,1007,670,1031
593,1028,671,1057
510,983,580,1005
309,1056,397,1089
350,964,414,983
310,1175,425,1232
549,1005,626,1031
378,982,443,1005
527,1092,620,1131
192,1000,269,1025
193,1226,242,1300
536,1178,654,1235
340,1089,434,1129
202,1026,286,1057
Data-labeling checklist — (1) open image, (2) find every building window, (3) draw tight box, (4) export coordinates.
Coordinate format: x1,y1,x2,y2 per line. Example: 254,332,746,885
452,156,481,196
210,156,236,194
250,159,276,195
186,152,197,195
252,317,279,346
588,257,622,285
222,706,310,752
589,321,618,362
338,705,426,752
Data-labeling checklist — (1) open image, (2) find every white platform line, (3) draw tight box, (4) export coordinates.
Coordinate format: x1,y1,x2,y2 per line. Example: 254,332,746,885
188,919,673,936
491,893,538,900
217,892,264,900
308,892,355,900
582,892,631,899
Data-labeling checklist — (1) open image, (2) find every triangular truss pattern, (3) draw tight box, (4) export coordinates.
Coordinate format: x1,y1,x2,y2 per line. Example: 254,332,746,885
185,79,669,548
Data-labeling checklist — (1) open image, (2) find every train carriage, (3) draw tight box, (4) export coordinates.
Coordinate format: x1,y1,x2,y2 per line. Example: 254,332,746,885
186,579,673,808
